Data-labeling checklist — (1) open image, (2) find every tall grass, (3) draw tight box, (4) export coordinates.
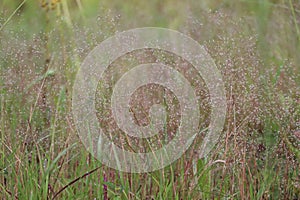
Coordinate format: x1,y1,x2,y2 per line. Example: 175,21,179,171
0,0,299,199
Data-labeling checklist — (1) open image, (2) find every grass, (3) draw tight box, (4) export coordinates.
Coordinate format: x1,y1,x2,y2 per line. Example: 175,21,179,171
0,0,299,199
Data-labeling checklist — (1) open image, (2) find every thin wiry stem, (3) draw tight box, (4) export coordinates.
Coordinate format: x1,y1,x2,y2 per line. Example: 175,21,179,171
0,0,27,31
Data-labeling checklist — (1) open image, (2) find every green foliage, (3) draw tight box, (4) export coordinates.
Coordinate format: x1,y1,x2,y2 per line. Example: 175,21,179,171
0,0,299,199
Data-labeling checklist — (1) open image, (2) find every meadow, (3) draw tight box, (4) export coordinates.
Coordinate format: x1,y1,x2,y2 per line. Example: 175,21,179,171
0,0,299,199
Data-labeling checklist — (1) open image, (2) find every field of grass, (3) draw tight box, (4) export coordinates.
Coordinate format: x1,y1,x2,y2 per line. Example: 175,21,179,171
0,0,299,199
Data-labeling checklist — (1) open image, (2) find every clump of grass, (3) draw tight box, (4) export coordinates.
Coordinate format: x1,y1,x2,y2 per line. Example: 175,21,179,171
0,0,299,199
